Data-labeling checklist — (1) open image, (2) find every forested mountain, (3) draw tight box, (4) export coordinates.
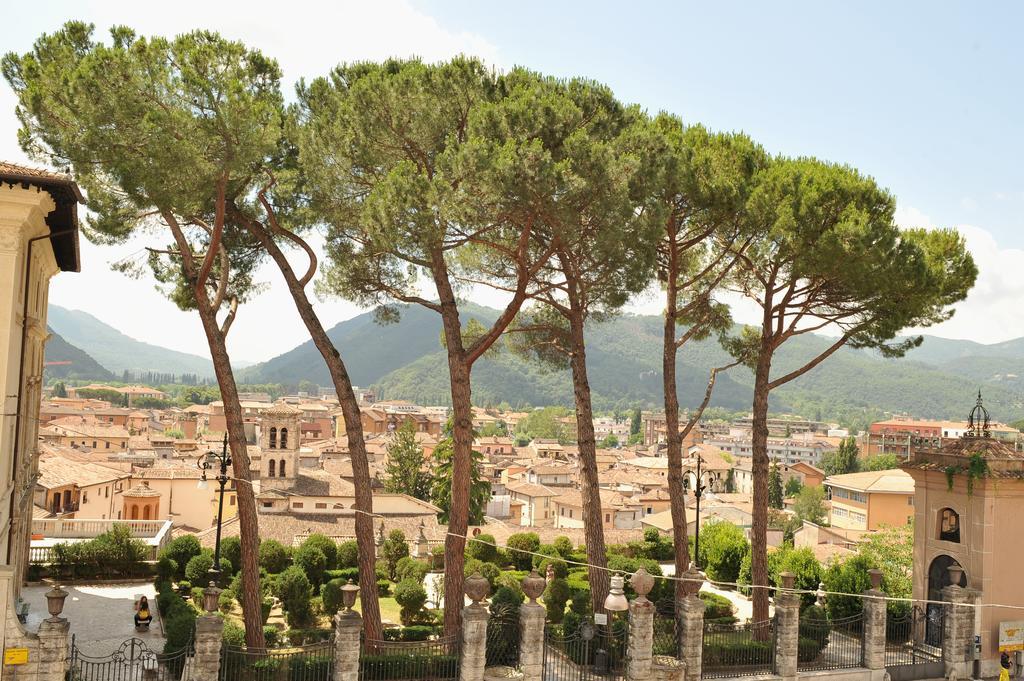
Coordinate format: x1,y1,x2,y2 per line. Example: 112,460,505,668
42,329,114,381
240,304,1024,428
47,305,216,377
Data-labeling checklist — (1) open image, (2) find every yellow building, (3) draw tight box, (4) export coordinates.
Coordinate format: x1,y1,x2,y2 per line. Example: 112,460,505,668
824,468,915,531
0,162,81,647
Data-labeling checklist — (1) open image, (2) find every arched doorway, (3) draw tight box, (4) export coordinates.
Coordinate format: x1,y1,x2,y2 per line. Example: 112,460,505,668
926,554,966,645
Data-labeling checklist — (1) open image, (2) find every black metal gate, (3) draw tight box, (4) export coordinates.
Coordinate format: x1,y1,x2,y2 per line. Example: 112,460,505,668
542,622,627,681
219,640,334,681
884,605,945,681
69,636,193,681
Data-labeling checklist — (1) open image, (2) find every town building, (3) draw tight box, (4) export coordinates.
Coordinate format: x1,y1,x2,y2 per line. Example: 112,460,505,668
823,468,915,531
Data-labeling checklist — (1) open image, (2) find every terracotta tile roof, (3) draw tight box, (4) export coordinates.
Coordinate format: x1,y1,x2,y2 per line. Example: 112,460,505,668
506,481,559,497
825,469,914,494
36,454,127,489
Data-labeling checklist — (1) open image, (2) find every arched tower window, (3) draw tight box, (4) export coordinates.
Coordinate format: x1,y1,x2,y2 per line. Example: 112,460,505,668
130,505,139,520
143,505,151,520
280,428,289,449
939,508,960,543
268,459,276,478
279,459,287,478
269,427,277,449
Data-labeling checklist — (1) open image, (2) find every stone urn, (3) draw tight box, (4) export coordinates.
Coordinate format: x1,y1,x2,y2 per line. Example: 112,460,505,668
465,572,491,605
522,570,546,603
631,567,655,603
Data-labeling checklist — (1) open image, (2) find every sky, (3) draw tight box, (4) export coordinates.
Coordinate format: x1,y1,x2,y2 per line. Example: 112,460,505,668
3,1,1024,362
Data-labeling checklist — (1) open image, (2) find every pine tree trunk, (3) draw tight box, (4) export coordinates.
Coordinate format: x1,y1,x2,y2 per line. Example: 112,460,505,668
194,304,265,649
662,265,691,601
435,269,471,637
750,346,772,626
242,220,383,640
567,305,609,614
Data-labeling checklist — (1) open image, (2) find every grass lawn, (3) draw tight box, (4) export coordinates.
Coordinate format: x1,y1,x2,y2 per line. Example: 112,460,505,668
355,596,402,624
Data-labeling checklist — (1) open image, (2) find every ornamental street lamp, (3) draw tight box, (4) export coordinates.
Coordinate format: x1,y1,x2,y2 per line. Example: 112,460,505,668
198,433,231,585
690,454,717,570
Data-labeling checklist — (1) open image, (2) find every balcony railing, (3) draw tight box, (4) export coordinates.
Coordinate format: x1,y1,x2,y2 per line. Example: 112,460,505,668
29,518,173,564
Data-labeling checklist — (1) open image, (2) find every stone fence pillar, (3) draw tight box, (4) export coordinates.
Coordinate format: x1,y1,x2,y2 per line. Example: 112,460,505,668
0,573,71,681
519,572,546,681
193,584,225,681
941,568,973,681
677,566,705,681
627,569,656,681
333,609,362,681
35,617,71,681
862,569,887,671
461,573,490,681
774,572,800,681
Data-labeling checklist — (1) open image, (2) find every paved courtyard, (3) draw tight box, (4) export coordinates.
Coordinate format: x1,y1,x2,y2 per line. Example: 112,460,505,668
23,581,165,657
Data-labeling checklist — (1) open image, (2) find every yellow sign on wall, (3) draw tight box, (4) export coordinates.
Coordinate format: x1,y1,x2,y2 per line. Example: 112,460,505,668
999,621,1024,652
3,648,28,665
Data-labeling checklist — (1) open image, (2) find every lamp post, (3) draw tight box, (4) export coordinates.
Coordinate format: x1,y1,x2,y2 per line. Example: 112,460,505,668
198,433,231,585
692,454,707,569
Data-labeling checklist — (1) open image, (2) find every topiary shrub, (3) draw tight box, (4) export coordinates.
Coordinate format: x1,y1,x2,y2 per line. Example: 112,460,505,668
467,533,498,563
377,579,392,596
337,540,358,569
276,566,314,628
220,536,242,575
321,579,345,616
506,533,540,571
300,534,339,571
552,536,574,558
544,578,571,623
394,578,428,625
185,553,214,584
165,535,202,579
258,539,291,574
221,619,246,646
699,592,735,620
381,530,409,581
294,544,328,587
395,557,430,584
156,555,177,585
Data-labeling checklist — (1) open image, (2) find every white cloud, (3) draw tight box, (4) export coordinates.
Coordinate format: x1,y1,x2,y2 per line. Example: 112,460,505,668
896,206,1024,345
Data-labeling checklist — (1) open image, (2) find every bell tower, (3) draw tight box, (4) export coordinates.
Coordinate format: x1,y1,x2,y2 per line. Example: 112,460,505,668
260,403,301,490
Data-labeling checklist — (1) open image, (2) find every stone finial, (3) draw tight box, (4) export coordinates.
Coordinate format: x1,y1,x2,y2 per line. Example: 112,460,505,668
630,567,655,602
682,564,704,597
868,568,883,591
464,572,490,605
522,571,546,603
947,564,964,587
780,571,795,590
45,585,69,622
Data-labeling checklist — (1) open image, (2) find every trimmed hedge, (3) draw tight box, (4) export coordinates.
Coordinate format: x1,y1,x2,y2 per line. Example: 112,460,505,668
358,654,458,680
381,625,435,641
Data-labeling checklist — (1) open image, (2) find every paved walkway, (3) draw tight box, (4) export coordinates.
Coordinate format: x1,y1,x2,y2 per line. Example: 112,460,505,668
23,581,165,657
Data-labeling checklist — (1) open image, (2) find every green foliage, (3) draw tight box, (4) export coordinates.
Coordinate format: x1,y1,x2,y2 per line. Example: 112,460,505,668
220,537,242,576
336,540,358,570
157,581,196,657
52,381,67,398
294,544,328,587
768,463,784,509
784,477,803,498
165,535,202,579
321,578,345,617
699,592,735,620
394,579,428,625
300,534,339,571
630,408,642,436
822,554,874,619
545,577,572,623
862,453,901,472
380,530,409,581
395,557,430,584
793,486,827,525
430,436,490,525
517,407,574,443
275,566,314,627
184,553,214,584
600,434,619,449
552,536,574,558
772,546,824,611
506,533,540,571
259,540,291,574
698,521,749,583
155,555,177,584
467,534,498,563
821,437,861,475
221,619,246,647
383,421,431,500
53,524,149,579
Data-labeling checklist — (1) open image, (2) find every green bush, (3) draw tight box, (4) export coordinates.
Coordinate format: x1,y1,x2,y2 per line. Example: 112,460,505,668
337,541,358,569
359,654,458,680
382,625,434,641
52,525,149,579
544,578,571,623
467,533,499,563
258,540,291,574
276,566,314,627
263,625,280,647
158,581,197,657
220,536,242,575
395,557,430,584
221,619,246,646
698,521,749,583
294,544,328,587
430,544,445,569
822,554,874,619
381,530,409,581
156,555,177,584
326,567,359,583
493,572,526,601
699,592,735,620
165,535,202,579
506,533,540,571
185,553,214,584
800,604,830,651
321,579,345,616
377,579,392,596
553,536,574,558
218,590,234,613
394,578,428,625
301,534,339,570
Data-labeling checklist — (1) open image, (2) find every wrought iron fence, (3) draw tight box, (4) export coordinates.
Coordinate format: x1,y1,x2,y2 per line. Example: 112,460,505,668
885,605,944,668
701,619,775,679
797,613,864,671
486,605,521,667
219,640,334,681
69,635,193,681
653,598,679,658
543,621,627,681
359,636,460,681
